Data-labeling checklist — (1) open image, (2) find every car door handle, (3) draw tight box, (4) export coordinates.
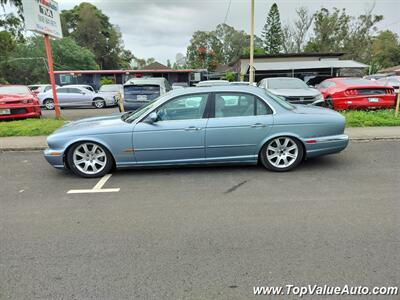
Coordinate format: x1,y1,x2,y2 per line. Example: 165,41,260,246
185,126,202,131
251,123,266,128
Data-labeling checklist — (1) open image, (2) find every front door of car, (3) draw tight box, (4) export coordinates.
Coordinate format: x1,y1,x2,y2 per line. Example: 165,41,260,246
205,92,274,162
68,87,91,106
132,93,210,165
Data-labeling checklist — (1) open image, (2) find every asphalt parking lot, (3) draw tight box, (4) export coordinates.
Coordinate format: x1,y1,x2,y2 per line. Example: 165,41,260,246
1,140,399,299
42,107,120,121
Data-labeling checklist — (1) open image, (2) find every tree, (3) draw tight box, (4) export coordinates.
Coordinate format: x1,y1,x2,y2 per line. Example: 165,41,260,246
60,2,132,69
186,31,223,71
262,3,284,54
1,36,98,84
304,8,350,53
214,23,249,64
166,59,172,68
282,8,313,53
305,7,383,64
371,30,400,68
0,0,23,40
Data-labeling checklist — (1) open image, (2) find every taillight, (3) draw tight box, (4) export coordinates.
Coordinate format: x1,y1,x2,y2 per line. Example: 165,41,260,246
387,88,395,94
345,89,358,96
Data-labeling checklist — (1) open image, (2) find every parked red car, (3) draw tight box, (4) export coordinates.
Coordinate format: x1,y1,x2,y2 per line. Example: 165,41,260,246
317,77,396,110
0,85,41,120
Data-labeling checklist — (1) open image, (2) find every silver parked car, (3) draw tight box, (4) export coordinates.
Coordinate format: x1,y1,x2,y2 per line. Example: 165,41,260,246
258,77,324,105
44,85,348,178
63,84,96,93
38,86,115,109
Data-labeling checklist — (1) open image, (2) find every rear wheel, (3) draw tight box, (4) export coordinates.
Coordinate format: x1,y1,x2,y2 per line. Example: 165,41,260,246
43,99,55,110
67,142,113,178
260,136,304,172
93,98,106,109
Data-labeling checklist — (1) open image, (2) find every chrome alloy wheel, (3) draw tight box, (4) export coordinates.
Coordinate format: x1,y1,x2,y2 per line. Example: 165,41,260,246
72,143,107,175
266,137,299,168
44,99,55,110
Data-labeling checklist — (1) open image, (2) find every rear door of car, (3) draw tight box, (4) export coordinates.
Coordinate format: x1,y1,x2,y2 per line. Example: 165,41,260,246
205,92,274,162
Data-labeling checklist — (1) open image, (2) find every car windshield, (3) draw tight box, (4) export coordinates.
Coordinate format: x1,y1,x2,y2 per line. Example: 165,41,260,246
122,96,165,123
99,85,120,92
264,90,295,110
267,78,308,89
0,86,30,95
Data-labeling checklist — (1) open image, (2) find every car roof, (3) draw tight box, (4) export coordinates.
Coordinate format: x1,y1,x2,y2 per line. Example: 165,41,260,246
165,85,267,97
124,78,168,85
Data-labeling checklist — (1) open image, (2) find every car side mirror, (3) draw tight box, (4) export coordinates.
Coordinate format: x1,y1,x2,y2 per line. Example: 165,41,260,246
144,112,158,124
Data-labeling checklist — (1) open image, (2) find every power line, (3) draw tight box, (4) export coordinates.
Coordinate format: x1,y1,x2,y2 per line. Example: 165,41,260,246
224,0,232,24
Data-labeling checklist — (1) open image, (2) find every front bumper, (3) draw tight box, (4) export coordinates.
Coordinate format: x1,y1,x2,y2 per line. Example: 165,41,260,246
0,106,41,120
303,134,349,158
44,149,66,169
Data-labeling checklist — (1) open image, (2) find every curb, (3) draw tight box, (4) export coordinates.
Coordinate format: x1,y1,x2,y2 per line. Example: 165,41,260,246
1,136,399,152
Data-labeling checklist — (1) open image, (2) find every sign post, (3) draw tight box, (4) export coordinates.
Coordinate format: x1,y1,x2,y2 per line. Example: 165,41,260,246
22,0,63,119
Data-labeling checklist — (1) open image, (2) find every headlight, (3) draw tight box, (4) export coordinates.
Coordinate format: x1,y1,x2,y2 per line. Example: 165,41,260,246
22,99,33,104
315,94,324,100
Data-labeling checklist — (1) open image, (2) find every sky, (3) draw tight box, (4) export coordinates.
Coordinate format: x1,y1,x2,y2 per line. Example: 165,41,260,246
5,0,400,64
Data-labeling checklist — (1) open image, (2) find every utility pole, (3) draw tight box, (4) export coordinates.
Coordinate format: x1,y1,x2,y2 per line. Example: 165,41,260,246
249,0,255,84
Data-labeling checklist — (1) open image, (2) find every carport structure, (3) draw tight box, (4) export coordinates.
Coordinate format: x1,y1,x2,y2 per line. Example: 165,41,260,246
231,52,368,85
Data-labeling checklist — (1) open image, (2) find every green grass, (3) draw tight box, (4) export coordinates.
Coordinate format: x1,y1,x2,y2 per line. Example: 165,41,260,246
341,109,400,127
0,118,65,137
0,110,399,137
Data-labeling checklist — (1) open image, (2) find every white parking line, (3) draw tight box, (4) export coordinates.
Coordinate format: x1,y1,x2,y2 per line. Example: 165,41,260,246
67,174,120,194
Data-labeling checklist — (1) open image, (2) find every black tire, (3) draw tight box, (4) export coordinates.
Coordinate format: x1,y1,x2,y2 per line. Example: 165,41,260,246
93,98,106,109
43,99,55,110
326,96,334,109
67,141,113,178
259,136,304,172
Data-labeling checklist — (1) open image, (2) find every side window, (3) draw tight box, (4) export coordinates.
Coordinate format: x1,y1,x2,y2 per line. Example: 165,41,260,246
57,88,69,93
69,88,82,93
215,93,272,118
156,93,209,121
256,99,272,115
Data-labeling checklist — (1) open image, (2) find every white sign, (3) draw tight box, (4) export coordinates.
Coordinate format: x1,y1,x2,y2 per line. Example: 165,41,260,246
22,0,63,39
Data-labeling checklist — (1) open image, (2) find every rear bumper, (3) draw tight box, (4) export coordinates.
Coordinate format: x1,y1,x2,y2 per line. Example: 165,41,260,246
44,149,66,169
333,95,395,110
304,134,349,158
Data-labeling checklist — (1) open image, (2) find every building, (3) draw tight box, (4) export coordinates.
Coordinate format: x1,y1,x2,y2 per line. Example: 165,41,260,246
53,62,206,90
231,52,368,84
379,65,400,75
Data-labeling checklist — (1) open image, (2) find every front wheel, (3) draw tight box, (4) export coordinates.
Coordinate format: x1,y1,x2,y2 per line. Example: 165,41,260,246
260,136,304,172
67,142,113,178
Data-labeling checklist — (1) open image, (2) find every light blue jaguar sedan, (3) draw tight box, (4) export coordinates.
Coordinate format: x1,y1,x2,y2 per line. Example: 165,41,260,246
44,85,349,178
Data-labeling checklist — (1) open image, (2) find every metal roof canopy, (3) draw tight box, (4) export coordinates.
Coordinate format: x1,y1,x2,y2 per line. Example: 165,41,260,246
249,60,368,73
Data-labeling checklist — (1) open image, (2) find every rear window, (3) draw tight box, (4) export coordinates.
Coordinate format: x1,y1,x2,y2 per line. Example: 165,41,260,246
264,90,295,110
340,79,375,85
125,85,160,92
124,85,161,101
